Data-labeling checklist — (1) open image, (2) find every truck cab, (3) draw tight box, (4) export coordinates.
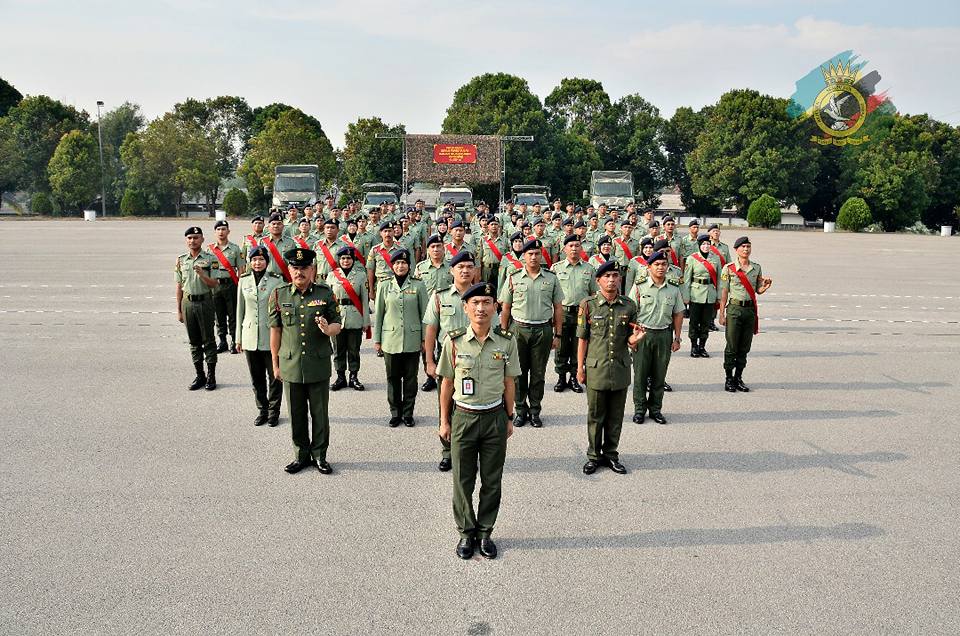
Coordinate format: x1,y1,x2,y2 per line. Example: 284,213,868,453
360,182,400,215
272,165,320,209
510,185,550,209
437,183,474,222
584,170,636,211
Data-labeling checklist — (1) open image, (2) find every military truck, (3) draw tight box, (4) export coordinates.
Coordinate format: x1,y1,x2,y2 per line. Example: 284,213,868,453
437,182,474,222
583,170,636,211
271,165,320,209
402,181,440,215
360,182,400,215
510,185,550,208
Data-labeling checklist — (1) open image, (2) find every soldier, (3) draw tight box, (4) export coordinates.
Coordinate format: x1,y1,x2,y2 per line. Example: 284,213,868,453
678,219,702,263
444,219,475,263
497,232,525,291
645,220,660,242
499,238,563,428
339,218,368,268
314,218,344,280
658,215,684,271
260,212,296,282
624,237,655,293
424,251,476,471
291,217,313,249
326,246,370,392
584,214,601,244
683,234,722,358
612,219,639,289
627,251,684,424
477,216,508,286
574,220,595,258
415,234,453,392
373,249,429,427
282,205,300,238
437,281,518,560
243,215,267,261
577,261,645,475
550,234,598,394
706,223,731,331
588,235,615,269
308,215,326,246
529,217,556,267
176,226,220,391
207,219,243,354
236,245,285,426
719,237,772,392
269,248,342,474
366,221,398,301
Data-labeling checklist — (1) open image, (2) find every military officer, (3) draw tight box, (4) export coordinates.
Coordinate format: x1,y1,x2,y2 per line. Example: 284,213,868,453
577,261,645,475
415,233,454,393
373,248,429,427
706,223,731,332
207,219,243,354
423,251,476,470
281,205,300,238
269,248,342,474
658,215,684,270
438,281,518,560
260,212,296,282
366,221,398,301
529,217,556,266
499,238,564,428
683,234,722,358
292,217,313,249
326,246,370,392
627,251,684,425
612,219,640,281
477,216,509,286
624,237,655,292
444,219,476,264
588,235,614,269
678,219,702,263
719,237,772,392
550,234,598,393
497,232,525,291
314,218,345,280
176,226,220,391
243,215,267,261
574,220,595,257
237,245,285,426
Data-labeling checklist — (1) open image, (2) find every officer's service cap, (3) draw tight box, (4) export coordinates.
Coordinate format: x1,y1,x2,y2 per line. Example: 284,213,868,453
184,226,203,236
426,234,443,247
336,246,356,258
734,236,751,248
708,223,720,231
213,220,229,229
653,238,670,251
574,220,586,229
284,248,316,266
597,235,612,246
595,260,619,278
697,233,711,244
646,251,667,265
379,221,394,232
461,282,496,302
689,219,701,227
450,219,464,229
449,251,475,267
323,218,338,227
248,245,270,262
510,231,524,242
522,238,542,253
389,249,409,263
268,212,284,223
562,234,580,246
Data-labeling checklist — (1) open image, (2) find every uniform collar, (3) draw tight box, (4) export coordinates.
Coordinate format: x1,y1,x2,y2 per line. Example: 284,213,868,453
598,293,622,306
465,326,493,342
293,284,314,295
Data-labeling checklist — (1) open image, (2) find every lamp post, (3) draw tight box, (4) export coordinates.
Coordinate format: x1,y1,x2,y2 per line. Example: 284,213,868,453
96,100,106,217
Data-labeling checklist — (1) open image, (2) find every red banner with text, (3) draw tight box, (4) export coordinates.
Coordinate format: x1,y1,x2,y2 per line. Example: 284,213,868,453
433,144,477,164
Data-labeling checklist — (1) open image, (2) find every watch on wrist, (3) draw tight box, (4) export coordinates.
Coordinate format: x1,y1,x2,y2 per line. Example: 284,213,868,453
506,413,515,420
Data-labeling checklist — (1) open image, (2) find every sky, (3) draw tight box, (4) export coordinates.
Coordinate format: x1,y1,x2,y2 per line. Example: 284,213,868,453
3,0,959,148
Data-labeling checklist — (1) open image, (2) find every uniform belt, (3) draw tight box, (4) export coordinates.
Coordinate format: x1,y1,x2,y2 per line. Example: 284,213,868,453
215,277,236,284
730,299,754,307
563,305,579,312
339,298,355,306
693,277,711,285
455,400,503,414
186,294,211,302
514,319,550,326
640,325,670,331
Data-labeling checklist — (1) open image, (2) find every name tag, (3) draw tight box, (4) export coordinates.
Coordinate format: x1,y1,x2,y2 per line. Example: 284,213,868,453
462,377,475,396
281,302,293,308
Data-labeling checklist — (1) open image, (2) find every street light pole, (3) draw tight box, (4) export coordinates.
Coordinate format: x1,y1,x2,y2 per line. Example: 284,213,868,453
96,101,106,217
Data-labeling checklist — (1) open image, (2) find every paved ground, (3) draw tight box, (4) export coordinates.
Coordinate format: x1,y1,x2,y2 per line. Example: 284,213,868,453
1,219,958,635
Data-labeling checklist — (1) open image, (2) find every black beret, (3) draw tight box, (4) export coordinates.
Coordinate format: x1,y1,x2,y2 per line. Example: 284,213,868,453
415,199,424,204
487,216,500,224
697,233,711,244
436,217,448,226
379,221,393,232
461,281,496,302
251,215,264,223
689,219,701,227
563,234,580,246
449,219,464,229
345,217,358,226
588,213,598,219
531,216,545,226
389,248,409,263
661,215,674,223
708,223,720,231
213,220,229,229
248,245,269,262
647,221,660,229
640,237,653,247
522,238,542,253
551,213,563,220
734,236,751,249
653,239,670,251
336,246,356,258
298,217,311,226
595,260,619,278
597,235,612,246
284,248,315,266
620,219,633,227
562,217,574,226
184,226,203,236
268,213,283,223
449,251,476,267
323,218,338,227
646,251,667,265
287,204,299,210
510,231,524,242
426,234,443,247
603,217,615,225
574,220,586,229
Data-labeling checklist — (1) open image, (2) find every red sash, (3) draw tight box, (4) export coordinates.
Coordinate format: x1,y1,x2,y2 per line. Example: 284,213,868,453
591,255,607,268
208,244,239,285
317,241,338,271
484,239,504,262
332,268,371,339
246,235,258,248
374,245,393,268
669,247,679,267
293,236,310,249
709,244,727,267
340,235,365,265
614,238,633,261
262,238,291,282
539,247,553,267
578,248,589,261
632,255,647,268
445,243,460,258
693,254,718,288
729,263,760,334
505,253,522,270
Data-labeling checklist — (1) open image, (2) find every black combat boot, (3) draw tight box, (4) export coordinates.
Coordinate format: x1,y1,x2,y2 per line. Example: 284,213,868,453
553,373,567,392
700,338,710,358
330,372,347,391
216,337,228,353
348,373,365,391
724,368,736,392
188,362,206,391
567,376,583,393
229,337,239,354
421,376,437,391
205,362,217,390
690,339,699,357
734,367,750,392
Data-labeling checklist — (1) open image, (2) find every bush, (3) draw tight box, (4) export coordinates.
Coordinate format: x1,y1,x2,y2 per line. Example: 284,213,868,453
31,192,53,215
222,188,249,217
836,197,872,232
902,221,934,235
120,188,148,216
746,194,782,228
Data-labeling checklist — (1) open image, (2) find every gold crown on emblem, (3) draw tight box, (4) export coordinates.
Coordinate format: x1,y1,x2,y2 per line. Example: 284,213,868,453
820,59,860,86
485,284,492,294
296,250,303,259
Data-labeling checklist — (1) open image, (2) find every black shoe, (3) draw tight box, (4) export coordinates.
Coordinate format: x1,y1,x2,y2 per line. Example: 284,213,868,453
284,459,311,474
330,374,347,391
229,339,238,354
583,460,598,475
456,537,475,559
632,412,646,424
690,344,699,357
348,373,365,391
725,378,737,392
389,416,402,428
700,344,710,358
651,413,667,425
204,364,217,390
254,413,268,427
421,376,437,392
553,374,567,392
663,382,672,392
683,307,690,319
438,457,452,472
709,322,719,332
530,415,543,428
376,350,384,358
735,376,750,392
608,459,627,474
403,416,415,427
478,538,497,560
568,377,583,393
188,362,206,390
216,338,228,353
315,460,333,474
267,414,280,427
514,413,528,427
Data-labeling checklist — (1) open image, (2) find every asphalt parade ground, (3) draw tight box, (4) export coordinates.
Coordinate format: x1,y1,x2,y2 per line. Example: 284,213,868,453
1,219,958,635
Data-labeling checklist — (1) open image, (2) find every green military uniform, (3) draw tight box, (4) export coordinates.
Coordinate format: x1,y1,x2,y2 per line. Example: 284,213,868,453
550,258,598,378
577,293,638,463
237,269,285,424
314,237,346,280
497,252,523,291
413,259,453,296
443,240,476,264
423,284,470,460
374,274,429,421
678,232,701,263
347,232,373,268
269,279,341,463
612,235,640,270
683,250,722,354
628,276,684,418
325,264,369,379
623,256,648,294
176,250,219,369
477,234,509,285
721,260,762,373
366,241,397,295
498,265,563,423
438,324,519,541
259,235,296,280
659,234,684,270
206,240,243,350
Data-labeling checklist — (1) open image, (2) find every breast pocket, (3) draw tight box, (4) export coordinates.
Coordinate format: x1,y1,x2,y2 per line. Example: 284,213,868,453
282,311,297,326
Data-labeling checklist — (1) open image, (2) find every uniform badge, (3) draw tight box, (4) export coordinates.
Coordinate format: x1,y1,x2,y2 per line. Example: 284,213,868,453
281,302,293,308
307,299,322,306
492,350,505,361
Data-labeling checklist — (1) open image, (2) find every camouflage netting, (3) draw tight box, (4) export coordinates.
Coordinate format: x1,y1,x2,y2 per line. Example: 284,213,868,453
406,134,502,184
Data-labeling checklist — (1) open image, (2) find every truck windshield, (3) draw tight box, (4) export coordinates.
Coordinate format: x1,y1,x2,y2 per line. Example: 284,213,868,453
593,182,632,197
275,176,317,192
514,194,548,206
364,193,397,205
441,192,471,204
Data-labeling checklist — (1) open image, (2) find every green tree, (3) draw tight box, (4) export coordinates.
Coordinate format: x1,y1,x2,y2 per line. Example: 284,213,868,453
746,193,782,228
544,78,612,144
238,109,336,210
48,130,100,212
119,187,148,216
0,118,25,204
31,191,53,214
99,102,145,211
601,94,668,207
340,116,405,202
836,196,872,231
0,77,22,118
551,131,602,202
688,89,818,213
222,187,249,217
663,106,720,217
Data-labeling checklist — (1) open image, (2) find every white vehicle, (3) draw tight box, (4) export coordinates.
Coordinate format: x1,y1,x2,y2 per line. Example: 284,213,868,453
511,185,550,208
437,183,474,222
360,182,399,215
272,165,320,208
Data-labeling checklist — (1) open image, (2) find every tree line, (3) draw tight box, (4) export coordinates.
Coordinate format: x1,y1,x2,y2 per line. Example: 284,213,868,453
1,73,957,230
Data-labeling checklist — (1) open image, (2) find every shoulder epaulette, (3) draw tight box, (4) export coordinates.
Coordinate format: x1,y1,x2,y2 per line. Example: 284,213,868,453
239,271,253,278
437,285,452,293
448,327,468,339
267,272,282,278
493,325,513,339
178,253,188,259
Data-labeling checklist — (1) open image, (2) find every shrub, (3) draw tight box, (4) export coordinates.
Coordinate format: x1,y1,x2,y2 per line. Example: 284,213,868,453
902,221,934,235
31,191,53,215
120,188,147,216
222,188,249,217
836,197,872,232
746,194,782,228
